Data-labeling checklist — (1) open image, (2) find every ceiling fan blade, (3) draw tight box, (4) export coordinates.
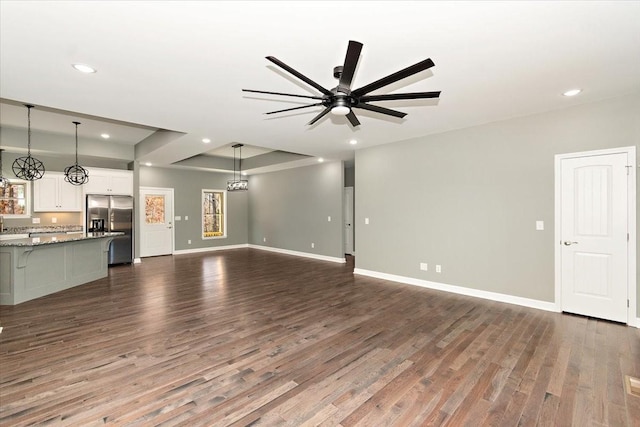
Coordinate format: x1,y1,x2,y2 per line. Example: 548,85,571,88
338,40,363,92
266,56,333,96
243,89,324,100
354,103,407,118
265,103,323,115
346,110,360,127
307,106,332,125
360,91,441,102
351,58,435,97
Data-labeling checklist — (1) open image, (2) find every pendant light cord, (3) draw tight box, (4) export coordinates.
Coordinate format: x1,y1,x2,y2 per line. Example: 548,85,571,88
26,105,33,155
74,122,80,164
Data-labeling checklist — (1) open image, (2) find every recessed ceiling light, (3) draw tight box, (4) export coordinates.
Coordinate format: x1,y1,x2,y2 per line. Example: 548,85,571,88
241,172,247,176
72,63,97,74
145,162,152,167
349,139,358,145
318,158,324,163
562,88,582,97
202,138,211,143
101,133,110,139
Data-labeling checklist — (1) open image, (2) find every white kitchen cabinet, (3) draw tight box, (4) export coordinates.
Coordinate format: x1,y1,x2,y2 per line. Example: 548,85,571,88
84,168,133,195
33,172,82,212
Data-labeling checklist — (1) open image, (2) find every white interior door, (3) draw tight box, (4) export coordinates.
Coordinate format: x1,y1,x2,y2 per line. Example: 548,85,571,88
344,187,354,255
139,187,174,257
559,152,629,322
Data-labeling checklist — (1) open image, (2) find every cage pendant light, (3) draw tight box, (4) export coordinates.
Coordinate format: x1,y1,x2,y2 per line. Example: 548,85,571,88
64,121,89,185
12,104,45,181
227,143,248,191
0,148,9,190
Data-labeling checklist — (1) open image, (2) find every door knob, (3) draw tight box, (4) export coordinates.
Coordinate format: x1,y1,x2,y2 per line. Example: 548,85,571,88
563,241,578,246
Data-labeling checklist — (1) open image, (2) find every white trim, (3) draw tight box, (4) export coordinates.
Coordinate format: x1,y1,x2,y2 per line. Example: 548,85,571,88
133,258,142,264
554,146,636,326
354,268,558,312
249,244,346,264
174,244,249,255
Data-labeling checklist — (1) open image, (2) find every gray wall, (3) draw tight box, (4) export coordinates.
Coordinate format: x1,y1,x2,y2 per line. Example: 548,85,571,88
356,93,639,312
139,166,248,255
248,161,344,259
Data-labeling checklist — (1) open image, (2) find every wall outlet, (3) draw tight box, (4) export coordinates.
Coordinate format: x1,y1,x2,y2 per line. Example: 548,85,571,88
311,242,315,248
263,237,266,242
327,216,331,222
420,262,428,271
436,265,442,273
32,218,40,224
188,239,191,245
51,217,57,224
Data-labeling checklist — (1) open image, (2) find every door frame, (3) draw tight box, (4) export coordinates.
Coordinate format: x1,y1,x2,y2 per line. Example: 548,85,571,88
344,186,354,255
139,186,175,257
554,146,636,326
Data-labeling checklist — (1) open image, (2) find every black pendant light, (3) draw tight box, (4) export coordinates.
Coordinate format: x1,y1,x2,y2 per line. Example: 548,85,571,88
227,144,248,191
0,148,9,190
64,121,89,185
12,104,45,181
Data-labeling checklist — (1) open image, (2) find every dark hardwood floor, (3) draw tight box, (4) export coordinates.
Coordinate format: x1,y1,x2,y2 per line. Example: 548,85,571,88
1,249,638,426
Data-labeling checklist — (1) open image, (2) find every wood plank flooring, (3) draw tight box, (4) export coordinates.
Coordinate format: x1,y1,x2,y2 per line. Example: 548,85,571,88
1,249,639,426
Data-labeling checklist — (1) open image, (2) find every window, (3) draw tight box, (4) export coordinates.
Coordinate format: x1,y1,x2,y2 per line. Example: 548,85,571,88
202,189,226,239
144,194,165,224
0,180,30,217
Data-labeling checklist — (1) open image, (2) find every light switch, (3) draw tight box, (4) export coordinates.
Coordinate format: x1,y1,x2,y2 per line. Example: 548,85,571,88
175,216,181,221
536,220,544,231
327,216,331,222
365,218,369,225
185,216,189,221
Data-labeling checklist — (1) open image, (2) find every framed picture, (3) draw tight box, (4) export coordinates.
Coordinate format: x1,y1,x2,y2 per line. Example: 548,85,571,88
202,189,226,239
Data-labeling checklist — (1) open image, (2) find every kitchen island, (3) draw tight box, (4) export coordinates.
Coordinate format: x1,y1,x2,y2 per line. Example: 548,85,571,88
0,232,123,305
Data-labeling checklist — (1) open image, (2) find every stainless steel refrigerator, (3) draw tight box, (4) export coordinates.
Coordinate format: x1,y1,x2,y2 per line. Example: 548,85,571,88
86,195,134,265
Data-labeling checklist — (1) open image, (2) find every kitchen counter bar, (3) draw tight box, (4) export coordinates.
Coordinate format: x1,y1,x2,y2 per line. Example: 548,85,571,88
0,233,123,305
0,232,123,247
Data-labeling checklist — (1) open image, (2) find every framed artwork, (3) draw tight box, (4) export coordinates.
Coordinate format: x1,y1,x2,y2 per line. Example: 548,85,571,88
0,180,30,217
202,189,226,239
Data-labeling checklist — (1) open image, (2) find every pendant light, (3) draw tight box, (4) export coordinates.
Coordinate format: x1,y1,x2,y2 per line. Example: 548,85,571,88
12,104,45,181
227,143,248,191
64,121,89,185
0,149,9,190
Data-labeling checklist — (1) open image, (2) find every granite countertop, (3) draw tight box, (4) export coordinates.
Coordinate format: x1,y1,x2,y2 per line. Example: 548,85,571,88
0,232,124,247
2,225,84,234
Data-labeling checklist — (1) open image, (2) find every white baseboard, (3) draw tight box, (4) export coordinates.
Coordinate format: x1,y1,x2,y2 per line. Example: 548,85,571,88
632,317,640,328
353,268,558,313
249,244,346,264
133,258,142,264
173,244,249,255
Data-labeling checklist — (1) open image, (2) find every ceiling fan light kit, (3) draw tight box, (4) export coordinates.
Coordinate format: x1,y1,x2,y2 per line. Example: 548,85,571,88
243,40,441,127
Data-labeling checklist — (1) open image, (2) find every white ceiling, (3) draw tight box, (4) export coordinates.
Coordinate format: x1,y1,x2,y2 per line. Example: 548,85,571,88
1,1,639,170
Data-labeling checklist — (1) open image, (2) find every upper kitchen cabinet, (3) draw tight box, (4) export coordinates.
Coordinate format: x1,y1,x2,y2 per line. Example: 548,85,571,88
84,168,133,195
33,172,82,212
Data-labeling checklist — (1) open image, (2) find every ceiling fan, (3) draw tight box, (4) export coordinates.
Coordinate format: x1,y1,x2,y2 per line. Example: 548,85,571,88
243,40,441,127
